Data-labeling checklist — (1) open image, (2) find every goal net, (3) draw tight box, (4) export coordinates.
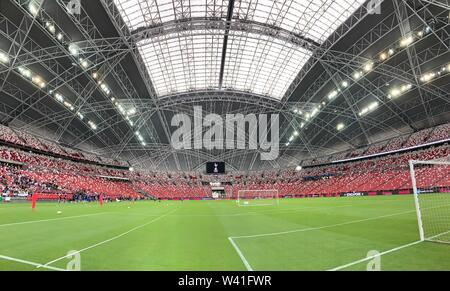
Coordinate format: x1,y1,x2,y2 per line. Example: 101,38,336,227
237,190,279,207
409,159,450,244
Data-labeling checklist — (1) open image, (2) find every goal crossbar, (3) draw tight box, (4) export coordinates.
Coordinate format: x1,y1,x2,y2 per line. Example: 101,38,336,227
237,189,279,207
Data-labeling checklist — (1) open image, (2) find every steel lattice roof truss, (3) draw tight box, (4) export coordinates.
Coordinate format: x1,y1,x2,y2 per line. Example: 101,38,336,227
223,31,312,98
138,31,225,96
114,0,367,99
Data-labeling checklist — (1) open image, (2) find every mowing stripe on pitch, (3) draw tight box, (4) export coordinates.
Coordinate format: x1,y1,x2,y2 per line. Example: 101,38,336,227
230,203,450,239
0,212,109,228
39,208,179,269
228,204,450,270
0,254,66,271
110,204,351,218
226,208,419,270
230,209,417,239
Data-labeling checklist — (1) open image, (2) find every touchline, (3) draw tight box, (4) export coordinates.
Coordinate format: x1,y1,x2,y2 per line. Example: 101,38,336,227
171,106,279,161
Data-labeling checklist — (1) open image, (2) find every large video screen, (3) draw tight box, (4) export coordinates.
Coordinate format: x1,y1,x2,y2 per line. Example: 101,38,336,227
206,162,225,174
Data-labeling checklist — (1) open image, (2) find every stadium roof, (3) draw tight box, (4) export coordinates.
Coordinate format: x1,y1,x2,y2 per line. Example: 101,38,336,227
114,0,365,99
0,0,449,171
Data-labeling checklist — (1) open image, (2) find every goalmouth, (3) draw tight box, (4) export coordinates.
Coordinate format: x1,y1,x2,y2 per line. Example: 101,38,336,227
237,189,279,207
409,158,450,244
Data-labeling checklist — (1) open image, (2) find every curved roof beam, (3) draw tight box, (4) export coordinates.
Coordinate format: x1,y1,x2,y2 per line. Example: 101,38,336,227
130,17,320,49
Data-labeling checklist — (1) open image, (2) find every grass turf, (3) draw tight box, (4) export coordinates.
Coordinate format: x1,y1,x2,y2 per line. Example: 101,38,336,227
0,195,449,271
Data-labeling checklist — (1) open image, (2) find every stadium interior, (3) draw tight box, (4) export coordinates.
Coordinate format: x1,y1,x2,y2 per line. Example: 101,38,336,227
0,0,449,272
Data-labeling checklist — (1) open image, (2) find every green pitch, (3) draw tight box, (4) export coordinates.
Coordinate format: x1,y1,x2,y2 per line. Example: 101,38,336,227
0,195,449,271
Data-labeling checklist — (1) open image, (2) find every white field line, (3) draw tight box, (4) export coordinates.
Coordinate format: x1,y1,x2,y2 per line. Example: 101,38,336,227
230,209,417,239
228,204,450,270
238,204,275,207
328,229,450,271
108,205,352,218
39,208,179,269
0,213,109,228
120,196,411,218
327,241,422,271
223,194,415,217
203,204,352,217
0,254,66,271
227,208,418,271
228,237,253,271
230,203,450,239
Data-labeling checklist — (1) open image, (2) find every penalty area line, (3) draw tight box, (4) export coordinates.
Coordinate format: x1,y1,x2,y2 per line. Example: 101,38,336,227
327,240,422,271
228,237,253,271
226,208,417,271
0,254,66,271
229,203,450,240
329,229,450,271
229,209,418,239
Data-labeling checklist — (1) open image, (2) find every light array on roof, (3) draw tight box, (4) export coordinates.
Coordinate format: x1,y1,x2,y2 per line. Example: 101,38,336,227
45,21,56,34
420,64,450,83
336,123,345,131
327,89,340,100
17,64,93,125
135,131,146,146
93,71,141,130
399,35,414,47
63,100,75,111
14,2,123,136
0,50,10,64
88,120,97,130
285,20,434,144
388,84,412,99
363,62,374,72
99,82,111,95
18,66,32,78
286,24,439,146
358,101,379,116
68,43,80,56
28,0,42,17
285,21,438,147
54,92,64,103
56,32,64,42
18,66,46,88
114,0,366,99
353,22,435,82
287,76,353,146
19,1,149,146
31,75,46,88
80,58,90,69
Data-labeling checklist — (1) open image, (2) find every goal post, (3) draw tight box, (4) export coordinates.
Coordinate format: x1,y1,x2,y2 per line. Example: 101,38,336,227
237,189,279,207
409,159,450,244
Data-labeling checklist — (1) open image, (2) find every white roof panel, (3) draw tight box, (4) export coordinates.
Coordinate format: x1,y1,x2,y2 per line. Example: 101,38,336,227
138,31,224,96
114,0,366,98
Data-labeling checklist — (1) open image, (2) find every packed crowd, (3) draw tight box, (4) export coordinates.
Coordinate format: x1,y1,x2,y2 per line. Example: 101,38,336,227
131,142,450,199
0,124,128,167
2,122,450,171
303,121,450,166
0,145,140,201
0,122,449,201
